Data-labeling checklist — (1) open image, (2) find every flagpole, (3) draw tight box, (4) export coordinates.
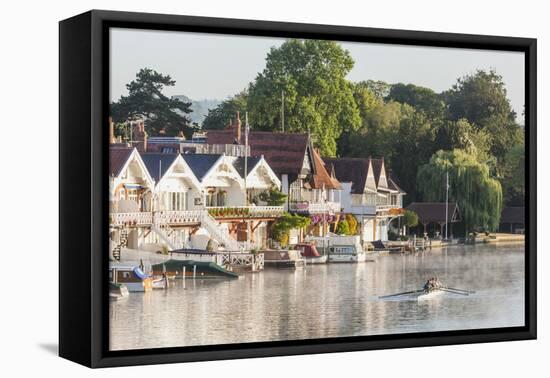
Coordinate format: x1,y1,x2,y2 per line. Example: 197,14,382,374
244,112,249,206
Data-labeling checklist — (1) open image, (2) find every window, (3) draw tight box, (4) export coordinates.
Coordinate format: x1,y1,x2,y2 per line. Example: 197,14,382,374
169,192,187,211
217,191,227,206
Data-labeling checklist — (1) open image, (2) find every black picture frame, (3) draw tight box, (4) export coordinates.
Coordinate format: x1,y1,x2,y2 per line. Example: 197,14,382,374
59,9,537,368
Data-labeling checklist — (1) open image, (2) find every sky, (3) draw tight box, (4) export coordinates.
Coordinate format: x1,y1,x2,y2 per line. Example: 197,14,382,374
110,28,525,122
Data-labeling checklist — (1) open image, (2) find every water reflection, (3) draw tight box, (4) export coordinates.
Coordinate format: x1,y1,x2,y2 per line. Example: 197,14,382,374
110,244,525,350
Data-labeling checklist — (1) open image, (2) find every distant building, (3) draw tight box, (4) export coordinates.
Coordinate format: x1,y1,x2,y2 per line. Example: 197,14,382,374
406,202,461,237
324,157,406,242
499,206,525,234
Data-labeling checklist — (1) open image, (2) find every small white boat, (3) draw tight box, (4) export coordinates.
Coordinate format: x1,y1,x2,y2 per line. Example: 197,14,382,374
109,264,153,292
306,235,366,263
416,289,444,301
152,275,168,290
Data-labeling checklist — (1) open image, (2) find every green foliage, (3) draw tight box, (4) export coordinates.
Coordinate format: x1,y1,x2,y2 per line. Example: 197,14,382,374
345,214,358,235
336,220,350,235
386,83,446,120
202,90,248,130
110,68,195,138
403,210,419,228
443,69,522,162
206,239,215,252
501,141,525,205
362,80,392,99
247,39,361,156
417,149,503,234
258,187,288,206
271,213,311,246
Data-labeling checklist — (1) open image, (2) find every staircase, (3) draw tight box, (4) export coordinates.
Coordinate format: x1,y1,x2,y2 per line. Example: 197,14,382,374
151,223,190,251
112,228,128,261
200,212,241,251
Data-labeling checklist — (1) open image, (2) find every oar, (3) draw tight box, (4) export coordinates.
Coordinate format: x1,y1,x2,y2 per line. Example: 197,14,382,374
379,290,424,299
443,287,476,294
440,288,470,296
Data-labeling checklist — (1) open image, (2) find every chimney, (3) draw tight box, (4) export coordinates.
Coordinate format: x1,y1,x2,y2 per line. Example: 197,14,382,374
109,117,115,144
132,120,148,152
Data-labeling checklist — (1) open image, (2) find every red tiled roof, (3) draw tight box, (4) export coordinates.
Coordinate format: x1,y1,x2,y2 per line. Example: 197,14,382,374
207,130,309,178
310,149,341,190
109,147,133,177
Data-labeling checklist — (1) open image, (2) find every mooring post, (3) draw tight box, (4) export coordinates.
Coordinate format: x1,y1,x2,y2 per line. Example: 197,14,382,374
193,265,196,279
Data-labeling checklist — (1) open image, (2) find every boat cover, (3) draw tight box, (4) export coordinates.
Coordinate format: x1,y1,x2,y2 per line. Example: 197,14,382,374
133,267,148,280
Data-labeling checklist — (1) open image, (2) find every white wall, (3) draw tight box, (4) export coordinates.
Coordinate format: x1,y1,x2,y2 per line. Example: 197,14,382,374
5,1,546,377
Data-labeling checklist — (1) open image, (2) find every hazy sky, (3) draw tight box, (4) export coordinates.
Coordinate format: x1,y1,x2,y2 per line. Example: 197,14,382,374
110,28,525,122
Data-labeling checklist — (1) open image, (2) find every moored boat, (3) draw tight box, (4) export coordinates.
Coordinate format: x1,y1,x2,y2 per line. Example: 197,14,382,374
307,235,367,263
151,259,239,279
109,264,153,292
294,243,328,264
263,249,305,269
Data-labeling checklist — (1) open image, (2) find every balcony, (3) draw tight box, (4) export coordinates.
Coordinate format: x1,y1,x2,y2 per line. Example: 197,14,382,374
289,201,341,214
206,206,284,219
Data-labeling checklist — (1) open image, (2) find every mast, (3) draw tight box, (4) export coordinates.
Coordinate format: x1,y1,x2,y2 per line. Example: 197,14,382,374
445,171,449,240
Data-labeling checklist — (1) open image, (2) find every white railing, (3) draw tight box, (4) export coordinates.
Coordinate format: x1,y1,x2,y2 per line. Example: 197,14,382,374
110,212,153,226
154,210,204,224
289,201,341,214
206,206,284,218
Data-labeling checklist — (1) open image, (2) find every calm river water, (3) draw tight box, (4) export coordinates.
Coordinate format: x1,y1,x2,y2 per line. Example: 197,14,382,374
109,244,525,350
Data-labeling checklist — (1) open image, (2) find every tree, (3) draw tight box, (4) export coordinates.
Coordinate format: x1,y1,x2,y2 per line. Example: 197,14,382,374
271,213,311,247
435,118,493,168
501,141,525,206
348,101,403,160
386,83,446,120
247,39,361,156
444,69,521,162
110,68,195,137
202,90,248,130
363,80,391,99
403,210,419,229
257,187,288,206
417,149,503,234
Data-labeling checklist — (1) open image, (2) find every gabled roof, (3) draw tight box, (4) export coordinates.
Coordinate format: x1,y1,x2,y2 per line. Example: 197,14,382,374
371,158,388,188
232,156,262,178
406,202,461,224
181,154,223,181
323,157,370,194
109,147,134,177
310,149,341,190
141,153,179,182
207,130,309,177
387,177,405,194
500,206,525,224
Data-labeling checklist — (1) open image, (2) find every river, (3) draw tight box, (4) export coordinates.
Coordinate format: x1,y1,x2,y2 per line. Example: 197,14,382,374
109,244,525,351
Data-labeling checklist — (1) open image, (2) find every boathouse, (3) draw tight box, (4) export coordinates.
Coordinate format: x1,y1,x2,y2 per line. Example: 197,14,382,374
324,157,406,242
406,202,461,237
207,112,343,236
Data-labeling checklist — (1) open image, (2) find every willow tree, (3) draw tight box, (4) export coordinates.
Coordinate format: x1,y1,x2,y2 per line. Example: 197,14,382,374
417,149,503,234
